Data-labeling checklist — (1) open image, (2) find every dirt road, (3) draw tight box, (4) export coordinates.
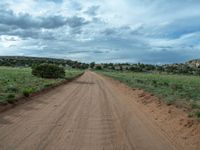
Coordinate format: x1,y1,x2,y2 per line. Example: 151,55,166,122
0,71,180,150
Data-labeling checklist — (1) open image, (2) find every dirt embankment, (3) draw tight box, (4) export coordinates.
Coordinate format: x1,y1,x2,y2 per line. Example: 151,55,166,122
0,71,199,150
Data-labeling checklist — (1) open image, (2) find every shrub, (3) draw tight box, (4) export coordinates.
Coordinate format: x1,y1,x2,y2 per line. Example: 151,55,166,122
23,88,35,97
32,63,65,79
7,94,15,99
6,94,16,104
95,65,102,70
7,98,16,104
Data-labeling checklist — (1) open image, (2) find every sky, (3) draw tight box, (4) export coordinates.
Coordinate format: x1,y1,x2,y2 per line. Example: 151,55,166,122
0,0,200,64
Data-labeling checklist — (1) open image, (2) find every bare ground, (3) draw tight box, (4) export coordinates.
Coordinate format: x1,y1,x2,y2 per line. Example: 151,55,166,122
0,71,199,150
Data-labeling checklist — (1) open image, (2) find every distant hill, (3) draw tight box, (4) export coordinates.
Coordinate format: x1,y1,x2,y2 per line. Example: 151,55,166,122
0,56,89,69
186,59,200,68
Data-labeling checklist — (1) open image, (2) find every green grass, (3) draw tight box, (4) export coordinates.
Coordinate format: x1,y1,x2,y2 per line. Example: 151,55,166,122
98,70,200,111
0,67,83,104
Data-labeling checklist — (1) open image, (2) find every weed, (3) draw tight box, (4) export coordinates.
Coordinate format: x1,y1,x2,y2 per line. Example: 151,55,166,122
7,94,15,99
188,112,194,118
23,88,35,97
191,103,200,109
6,94,16,104
170,84,182,90
44,83,53,88
162,82,169,86
195,111,200,118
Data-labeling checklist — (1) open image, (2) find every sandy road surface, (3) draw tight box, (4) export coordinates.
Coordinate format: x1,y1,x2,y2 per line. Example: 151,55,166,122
0,71,180,150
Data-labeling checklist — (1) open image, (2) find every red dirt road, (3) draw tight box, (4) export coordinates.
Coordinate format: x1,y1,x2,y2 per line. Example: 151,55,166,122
0,71,185,150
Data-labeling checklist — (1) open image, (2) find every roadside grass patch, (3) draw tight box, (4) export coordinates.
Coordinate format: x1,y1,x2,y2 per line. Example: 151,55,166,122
98,70,200,116
0,67,84,104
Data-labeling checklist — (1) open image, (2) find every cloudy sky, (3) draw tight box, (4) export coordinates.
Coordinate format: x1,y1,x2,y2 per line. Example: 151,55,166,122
0,0,200,64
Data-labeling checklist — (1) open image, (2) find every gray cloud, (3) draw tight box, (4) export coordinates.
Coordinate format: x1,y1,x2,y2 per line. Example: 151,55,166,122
40,16,67,29
100,26,143,39
158,16,200,39
0,24,16,33
66,16,89,28
0,7,90,40
0,8,89,31
84,5,100,16
101,28,117,36
69,1,82,11
0,9,67,29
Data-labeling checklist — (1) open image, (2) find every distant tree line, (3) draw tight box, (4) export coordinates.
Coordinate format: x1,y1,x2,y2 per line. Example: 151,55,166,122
0,56,89,69
1,56,200,75
100,62,200,75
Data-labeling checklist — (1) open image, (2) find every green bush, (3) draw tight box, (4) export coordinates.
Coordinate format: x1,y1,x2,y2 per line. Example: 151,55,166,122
7,94,15,99
95,65,102,70
6,94,16,104
32,63,65,79
23,88,35,97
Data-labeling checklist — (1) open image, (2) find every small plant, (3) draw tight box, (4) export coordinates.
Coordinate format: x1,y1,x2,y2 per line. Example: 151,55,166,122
7,94,15,99
23,88,35,97
7,98,16,104
191,103,200,109
170,84,182,90
6,94,16,104
44,83,53,88
152,80,157,84
188,112,194,118
162,82,169,86
151,80,158,87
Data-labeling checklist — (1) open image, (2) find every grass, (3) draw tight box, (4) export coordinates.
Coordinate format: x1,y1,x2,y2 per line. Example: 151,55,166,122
0,67,83,104
97,70,200,116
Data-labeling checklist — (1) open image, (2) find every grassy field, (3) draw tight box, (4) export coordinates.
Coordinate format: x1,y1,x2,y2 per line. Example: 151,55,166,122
0,67,83,104
98,70,200,116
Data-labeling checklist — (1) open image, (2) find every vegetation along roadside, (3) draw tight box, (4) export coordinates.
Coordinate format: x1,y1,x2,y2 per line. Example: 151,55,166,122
0,66,84,105
97,70,200,118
